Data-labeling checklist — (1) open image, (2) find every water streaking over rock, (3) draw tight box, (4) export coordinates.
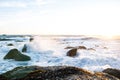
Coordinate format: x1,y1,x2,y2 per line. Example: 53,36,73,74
0,35,120,74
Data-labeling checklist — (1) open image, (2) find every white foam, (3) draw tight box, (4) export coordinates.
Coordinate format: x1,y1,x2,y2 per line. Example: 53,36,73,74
0,35,120,74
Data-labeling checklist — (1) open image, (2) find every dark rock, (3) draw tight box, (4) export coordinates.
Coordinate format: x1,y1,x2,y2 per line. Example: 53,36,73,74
22,44,27,52
29,37,34,42
0,75,7,80
7,43,13,46
66,48,77,57
0,66,39,80
64,46,75,49
4,49,31,61
77,46,87,49
0,66,119,80
103,68,120,79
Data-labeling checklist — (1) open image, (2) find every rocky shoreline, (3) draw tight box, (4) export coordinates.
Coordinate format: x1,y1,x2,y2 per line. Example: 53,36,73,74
0,66,119,80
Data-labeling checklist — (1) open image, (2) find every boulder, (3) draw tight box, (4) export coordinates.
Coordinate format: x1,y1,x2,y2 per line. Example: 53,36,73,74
66,48,77,57
0,66,119,80
22,44,27,52
103,68,120,79
4,49,31,61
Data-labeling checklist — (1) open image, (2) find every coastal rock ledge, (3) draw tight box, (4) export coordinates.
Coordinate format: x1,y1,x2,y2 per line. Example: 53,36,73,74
0,66,119,80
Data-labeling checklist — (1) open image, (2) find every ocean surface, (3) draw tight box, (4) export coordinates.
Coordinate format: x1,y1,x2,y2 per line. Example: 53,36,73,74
0,35,120,74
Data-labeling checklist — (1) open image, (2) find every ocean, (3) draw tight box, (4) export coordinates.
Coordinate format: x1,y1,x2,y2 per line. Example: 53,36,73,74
0,35,120,74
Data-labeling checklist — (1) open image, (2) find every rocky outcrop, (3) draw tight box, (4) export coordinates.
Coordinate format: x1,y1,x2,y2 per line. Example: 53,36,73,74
103,68,120,79
0,66,119,80
66,48,77,57
4,49,31,61
22,44,27,52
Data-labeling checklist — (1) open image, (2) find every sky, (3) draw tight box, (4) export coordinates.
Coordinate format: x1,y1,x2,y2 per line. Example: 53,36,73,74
0,0,120,36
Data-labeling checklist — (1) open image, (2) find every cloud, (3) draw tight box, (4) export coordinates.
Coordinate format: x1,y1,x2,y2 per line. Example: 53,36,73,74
0,1,27,8
35,0,47,6
0,0,48,8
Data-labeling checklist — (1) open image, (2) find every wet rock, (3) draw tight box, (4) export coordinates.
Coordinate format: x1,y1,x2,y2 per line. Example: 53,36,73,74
103,68,120,79
77,46,87,49
66,48,77,57
87,48,96,51
64,46,75,49
22,44,27,52
0,66,119,80
7,43,13,46
4,49,31,61
29,37,34,42
94,72,119,80
0,75,7,80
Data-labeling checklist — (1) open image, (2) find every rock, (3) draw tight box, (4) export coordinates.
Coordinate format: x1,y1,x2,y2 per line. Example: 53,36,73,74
94,72,119,80
7,43,13,46
0,75,7,80
4,49,31,61
0,66,39,80
22,44,27,52
29,37,34,42
0,66,119,80
77,46,87,49
66,48,77,57
103,68,120,79
87,48,96,51
64,46,75,49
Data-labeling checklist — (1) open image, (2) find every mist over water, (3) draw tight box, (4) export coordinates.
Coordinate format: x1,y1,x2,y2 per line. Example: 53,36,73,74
0,35,120,74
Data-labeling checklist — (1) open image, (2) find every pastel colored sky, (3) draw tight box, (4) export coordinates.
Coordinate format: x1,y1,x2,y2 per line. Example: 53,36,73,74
0,0,120,35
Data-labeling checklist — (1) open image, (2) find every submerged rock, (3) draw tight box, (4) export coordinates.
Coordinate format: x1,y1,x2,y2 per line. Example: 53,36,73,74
66,48,77,57
103,68,120,79
87,48,96,51
4,49,31,61
64,46,75,49
7,43,14,46
0,66,119,80
22,44,27,52
77,46,87,49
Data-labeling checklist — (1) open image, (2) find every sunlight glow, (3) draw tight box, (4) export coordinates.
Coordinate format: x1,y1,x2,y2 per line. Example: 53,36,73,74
0,0,120,37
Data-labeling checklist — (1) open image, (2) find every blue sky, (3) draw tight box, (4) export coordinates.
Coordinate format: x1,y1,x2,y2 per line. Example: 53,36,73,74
0,0,120,35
